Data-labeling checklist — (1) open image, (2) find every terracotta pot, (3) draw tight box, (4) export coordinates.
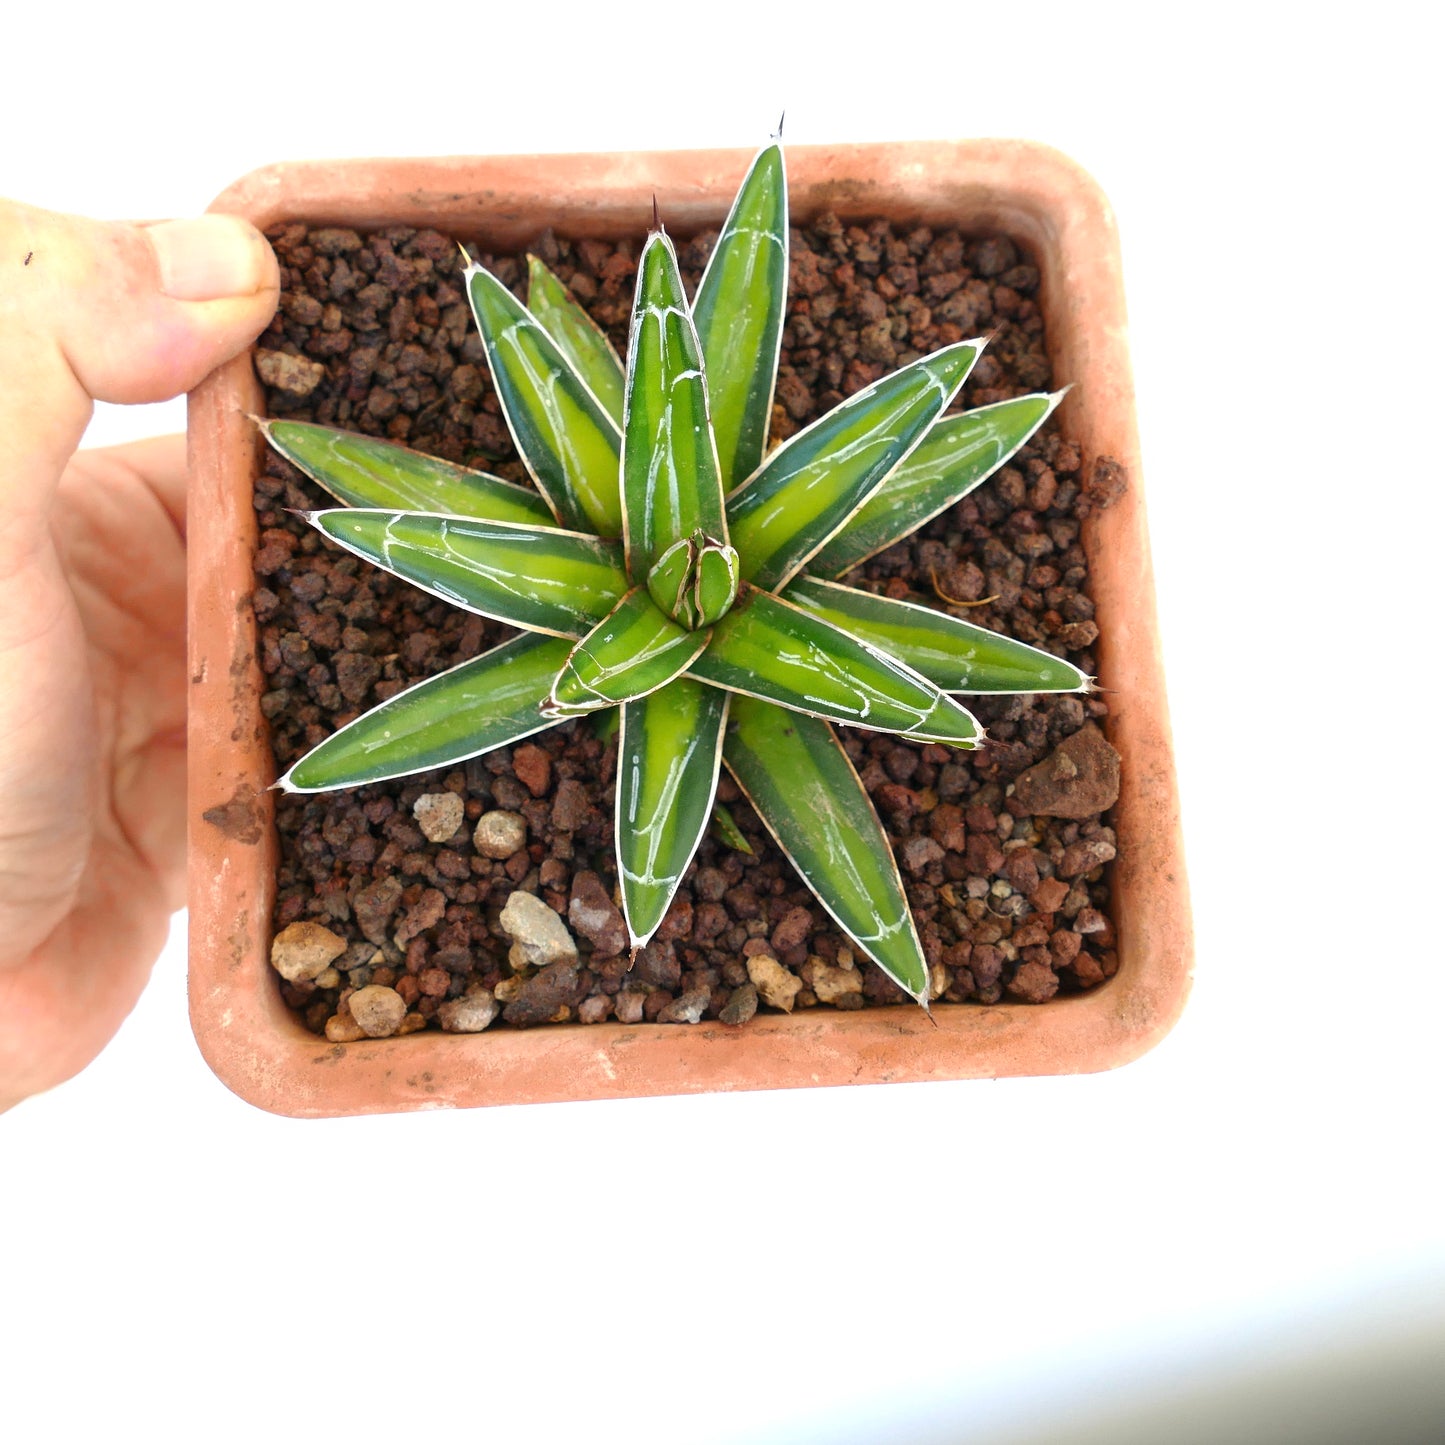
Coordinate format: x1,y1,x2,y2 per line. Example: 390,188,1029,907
187,141,1193,1117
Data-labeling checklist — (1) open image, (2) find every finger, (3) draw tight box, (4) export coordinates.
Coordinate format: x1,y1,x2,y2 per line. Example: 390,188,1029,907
64,434,190,539
0,199,278,519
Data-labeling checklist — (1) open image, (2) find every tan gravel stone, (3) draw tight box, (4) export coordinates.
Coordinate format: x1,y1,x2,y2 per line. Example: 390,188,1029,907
500,891,578,968
348,984,408,1037
474,810,527,859
413,791,464,842
270,921,346,982
437,990,500,1033
747,953,802,1012
809,957,863,1005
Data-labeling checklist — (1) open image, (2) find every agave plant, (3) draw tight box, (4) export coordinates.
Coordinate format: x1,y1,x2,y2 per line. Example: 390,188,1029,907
261,143,1088,1009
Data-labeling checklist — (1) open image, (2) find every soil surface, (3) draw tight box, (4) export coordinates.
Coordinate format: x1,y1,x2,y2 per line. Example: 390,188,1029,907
247,210,1124,1039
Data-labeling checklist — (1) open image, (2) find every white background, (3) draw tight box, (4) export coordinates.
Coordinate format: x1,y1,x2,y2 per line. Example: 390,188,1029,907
3,4,1441,1442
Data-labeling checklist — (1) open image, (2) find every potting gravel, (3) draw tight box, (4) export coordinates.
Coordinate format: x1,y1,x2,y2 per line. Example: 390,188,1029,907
246,211,1124,1038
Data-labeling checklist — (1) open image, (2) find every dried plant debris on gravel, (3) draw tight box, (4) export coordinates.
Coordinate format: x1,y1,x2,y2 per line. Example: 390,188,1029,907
251,213,1125,1039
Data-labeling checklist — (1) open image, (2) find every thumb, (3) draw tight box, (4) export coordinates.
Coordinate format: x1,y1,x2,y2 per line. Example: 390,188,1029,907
0,199,278,508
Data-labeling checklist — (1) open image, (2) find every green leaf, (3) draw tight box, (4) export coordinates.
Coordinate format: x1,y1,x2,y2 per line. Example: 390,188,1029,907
645,536,740,631
617,679,729,948
693,142,789,490
464,262,623,536
526,255,626,425
726,340,981,592
622,231,729,602
711,803,753,855
693,542,741,625
279,633,572,792
592,707,620,745
784,575,1089,693
810,390,1063,577
723,698,929,1003
258,419,556,528
305,510,625,639
688,585,981,746
547,588,712,715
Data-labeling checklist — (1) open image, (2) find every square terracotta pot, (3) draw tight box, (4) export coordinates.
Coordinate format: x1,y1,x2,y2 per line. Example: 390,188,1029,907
187,141,1193,1117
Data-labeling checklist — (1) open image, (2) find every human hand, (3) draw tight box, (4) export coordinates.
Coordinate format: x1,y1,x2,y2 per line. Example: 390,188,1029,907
1,200,279,1110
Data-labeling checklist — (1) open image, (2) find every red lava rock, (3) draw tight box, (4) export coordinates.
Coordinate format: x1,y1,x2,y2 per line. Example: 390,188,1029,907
1030,877,1070,913
770,905,814,955
1059,837,1118,879
657,988,711,1024
578,994,612,1024
1049,929,1082,968
964,834,1004,876
900,837,945,876
876,782,918,826
694,868,727,902
725,885,760,920
418,967,451,998
632,939,681,990
512,743,552,798
568,871,628,957
718,983,759,1026
352,876,403,946
657,896,694,942
1007,959,1060,1004
334,651,381,704
1003,847,1041,894
1010,723,1120,820
693,902,729,942
501,962,586,1027
551,778,592,832
613,990,646,1024
394,887,446,945
964,802,997,834
929,804,966,851
970,944,1004,990
1012,915,1052,949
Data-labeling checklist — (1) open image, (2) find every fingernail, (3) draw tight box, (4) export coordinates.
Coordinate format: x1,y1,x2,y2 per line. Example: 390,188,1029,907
147,215,269,301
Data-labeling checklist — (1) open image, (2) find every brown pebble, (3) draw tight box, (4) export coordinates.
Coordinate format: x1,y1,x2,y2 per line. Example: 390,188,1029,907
657,988,711,1024
578,995,612,1024
255,349,326,397
770,905,813,955
613,989,646,1024
1010,724,1120,820
512,744,552,798
1031,877,1070,913
719,983,759,1026
569,871,628,956
1059,837,1117,878
418,967,450,998
1007,959,1060,1004
325,1013,367,1043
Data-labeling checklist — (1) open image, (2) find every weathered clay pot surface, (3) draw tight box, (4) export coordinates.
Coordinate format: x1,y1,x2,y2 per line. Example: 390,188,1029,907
187,141,1193,1117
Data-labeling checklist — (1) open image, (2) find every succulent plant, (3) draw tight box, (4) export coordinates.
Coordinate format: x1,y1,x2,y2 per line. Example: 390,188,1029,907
261,142,1089,1009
